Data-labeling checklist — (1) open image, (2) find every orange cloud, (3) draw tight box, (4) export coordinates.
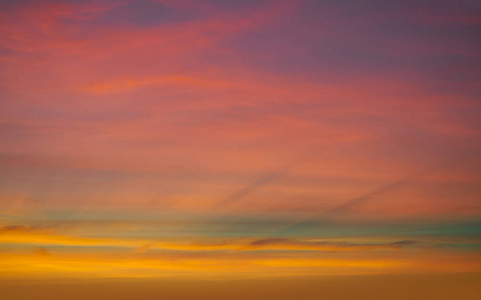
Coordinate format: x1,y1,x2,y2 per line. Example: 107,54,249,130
0,225,420,253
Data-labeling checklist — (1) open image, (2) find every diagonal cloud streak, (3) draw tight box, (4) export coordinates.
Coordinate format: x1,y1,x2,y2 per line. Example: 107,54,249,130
215,148,324,209
276,167,439,235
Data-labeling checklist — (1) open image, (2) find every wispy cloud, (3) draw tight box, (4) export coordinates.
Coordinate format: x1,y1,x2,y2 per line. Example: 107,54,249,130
1,0,480,280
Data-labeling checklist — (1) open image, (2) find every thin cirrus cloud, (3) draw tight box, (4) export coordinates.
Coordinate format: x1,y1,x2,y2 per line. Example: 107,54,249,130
0,224,420,252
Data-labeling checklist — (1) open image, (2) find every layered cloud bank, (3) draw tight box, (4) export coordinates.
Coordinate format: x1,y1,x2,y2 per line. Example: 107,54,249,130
1,0,480,284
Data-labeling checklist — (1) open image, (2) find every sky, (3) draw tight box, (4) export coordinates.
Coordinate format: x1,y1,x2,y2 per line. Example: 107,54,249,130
1,0,481,298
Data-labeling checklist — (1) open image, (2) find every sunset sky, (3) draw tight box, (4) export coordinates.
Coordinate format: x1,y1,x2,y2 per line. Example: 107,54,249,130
1,0,481,298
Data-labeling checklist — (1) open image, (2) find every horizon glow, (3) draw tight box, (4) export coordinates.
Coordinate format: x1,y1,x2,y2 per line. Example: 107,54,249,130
0,0,480,298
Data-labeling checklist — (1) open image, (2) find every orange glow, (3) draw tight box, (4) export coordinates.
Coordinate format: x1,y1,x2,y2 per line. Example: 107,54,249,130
0,1,480,298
